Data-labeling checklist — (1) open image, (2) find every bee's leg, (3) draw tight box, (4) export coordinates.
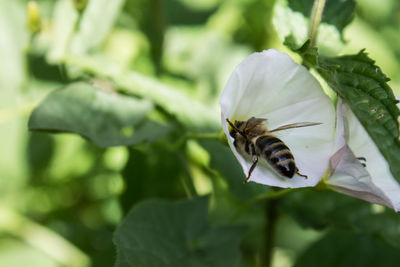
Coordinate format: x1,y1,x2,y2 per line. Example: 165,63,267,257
245,155,258,183
357,157,367,167
296,168,308,179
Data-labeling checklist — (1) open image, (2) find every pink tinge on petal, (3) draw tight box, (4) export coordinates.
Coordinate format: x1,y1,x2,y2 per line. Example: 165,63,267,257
328,144,397,210
330,146,346,170
327,100,400,211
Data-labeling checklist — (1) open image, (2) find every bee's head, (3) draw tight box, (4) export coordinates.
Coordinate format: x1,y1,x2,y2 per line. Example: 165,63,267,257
229,120,245,138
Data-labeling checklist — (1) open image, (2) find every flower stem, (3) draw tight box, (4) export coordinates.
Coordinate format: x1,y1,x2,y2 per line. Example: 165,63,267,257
308,0,327,47
261,198,279,267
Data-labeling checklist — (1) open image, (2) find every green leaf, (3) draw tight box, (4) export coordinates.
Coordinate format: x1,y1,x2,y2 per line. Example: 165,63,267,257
273,0,346,55
294,230,400,267
0,238,58,267
48,0,124,61
28,82,154,147
199,140,266,201
0,1,27,89
317,50,400,182
119,146,187,213
64,55,220,131
281,189,400,249
288,0,356,35
114,197,246,267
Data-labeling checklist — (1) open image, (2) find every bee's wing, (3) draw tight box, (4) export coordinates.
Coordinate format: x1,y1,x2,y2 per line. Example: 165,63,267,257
269,122,322,133
244,117,267,130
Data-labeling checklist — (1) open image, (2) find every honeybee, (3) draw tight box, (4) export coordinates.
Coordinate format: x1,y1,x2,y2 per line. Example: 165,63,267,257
226,117,321,183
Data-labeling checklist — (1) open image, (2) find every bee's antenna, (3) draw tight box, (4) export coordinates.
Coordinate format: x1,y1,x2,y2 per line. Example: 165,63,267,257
226,118,247,139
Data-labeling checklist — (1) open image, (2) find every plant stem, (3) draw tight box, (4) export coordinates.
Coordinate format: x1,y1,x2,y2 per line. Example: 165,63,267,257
261,198,279,267
0,206,90,267
308,0,327,47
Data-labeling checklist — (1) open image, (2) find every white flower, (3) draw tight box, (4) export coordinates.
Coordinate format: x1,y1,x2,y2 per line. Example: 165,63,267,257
326,99,400,211
220,49,336,188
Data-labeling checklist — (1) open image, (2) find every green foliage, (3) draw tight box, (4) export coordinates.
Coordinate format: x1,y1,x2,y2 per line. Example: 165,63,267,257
288,0,356,35
294,230,400,267
318,51,400,182
3,0,400,266
281,189,400,250
114,197,246,267
28,82,155,147
287,40,400,183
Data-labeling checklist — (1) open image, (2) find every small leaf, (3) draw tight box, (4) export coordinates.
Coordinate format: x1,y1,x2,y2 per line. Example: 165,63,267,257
283,37,318,68
114,197,246,267
294,230,400,267
28,82,154,147
317,50,400,183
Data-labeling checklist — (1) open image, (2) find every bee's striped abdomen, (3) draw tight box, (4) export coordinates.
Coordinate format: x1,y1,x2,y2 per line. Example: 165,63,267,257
255,135,296,178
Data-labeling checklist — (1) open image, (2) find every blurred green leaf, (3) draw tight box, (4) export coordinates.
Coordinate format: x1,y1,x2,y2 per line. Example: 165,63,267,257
199,140,266,201
0,238,59,267
281,189,400,250
120,146,187,213
0,0,27,89
71,0,124,55
27,132,55,184
288,0,356,35
28,82,154,147
114,197,246,267
294,230,400,267
273,0,346,55
281,189,371,230
48,0,124,61
318,50,400,183
64,56,220,130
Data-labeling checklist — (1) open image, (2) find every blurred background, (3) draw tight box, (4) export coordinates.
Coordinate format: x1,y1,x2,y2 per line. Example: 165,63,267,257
2,0,400,266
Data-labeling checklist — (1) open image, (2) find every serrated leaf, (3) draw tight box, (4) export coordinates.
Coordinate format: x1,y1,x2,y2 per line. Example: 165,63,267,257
114,197,246,267
288,0,356,35
28,82,155,147
317,50,400,183
294,230,400,267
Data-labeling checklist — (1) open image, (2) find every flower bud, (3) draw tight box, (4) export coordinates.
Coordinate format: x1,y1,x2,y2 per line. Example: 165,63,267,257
27,1,41,34
72,0,88,12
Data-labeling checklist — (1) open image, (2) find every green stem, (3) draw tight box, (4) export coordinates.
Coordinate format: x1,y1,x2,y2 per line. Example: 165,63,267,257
261,198,279,267
230,188,300,223
0,206,90,267
308,0,326,47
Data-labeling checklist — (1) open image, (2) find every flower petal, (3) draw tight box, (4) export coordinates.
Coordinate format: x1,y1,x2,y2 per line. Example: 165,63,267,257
327,99,400,211
220,49,336,188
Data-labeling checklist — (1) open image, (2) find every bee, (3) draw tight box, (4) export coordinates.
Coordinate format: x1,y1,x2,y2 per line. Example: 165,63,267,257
226,117,321,183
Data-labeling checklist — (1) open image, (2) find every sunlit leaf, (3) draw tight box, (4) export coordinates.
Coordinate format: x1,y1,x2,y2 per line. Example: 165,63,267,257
273,0,349,55
28,82,154,147
0,238,58,267
114,197,246,267
48,0,124,61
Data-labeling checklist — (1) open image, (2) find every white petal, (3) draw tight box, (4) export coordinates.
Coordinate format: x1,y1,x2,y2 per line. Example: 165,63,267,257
327,99,400,211
220,49,336,188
